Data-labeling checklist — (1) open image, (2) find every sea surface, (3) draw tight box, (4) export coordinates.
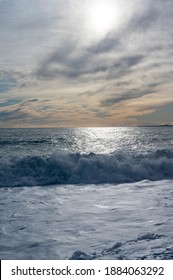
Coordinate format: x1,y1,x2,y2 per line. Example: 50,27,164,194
0,127,173,259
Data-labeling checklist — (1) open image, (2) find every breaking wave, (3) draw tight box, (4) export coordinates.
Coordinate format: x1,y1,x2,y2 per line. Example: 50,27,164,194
0,149,173,187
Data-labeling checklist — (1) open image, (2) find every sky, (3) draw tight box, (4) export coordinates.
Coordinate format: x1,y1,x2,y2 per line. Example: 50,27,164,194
0,0,173,127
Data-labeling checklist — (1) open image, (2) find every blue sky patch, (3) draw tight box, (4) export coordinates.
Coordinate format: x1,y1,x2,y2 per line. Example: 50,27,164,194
0,75,17,93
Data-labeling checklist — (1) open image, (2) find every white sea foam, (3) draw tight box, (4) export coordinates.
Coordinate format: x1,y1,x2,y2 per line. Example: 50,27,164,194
0,180,173,259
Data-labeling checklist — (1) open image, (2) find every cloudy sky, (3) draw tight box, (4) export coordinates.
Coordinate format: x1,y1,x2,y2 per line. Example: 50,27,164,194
0,0,173,127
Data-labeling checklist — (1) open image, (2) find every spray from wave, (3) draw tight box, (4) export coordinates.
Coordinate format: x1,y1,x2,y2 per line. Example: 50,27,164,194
0,149,173,187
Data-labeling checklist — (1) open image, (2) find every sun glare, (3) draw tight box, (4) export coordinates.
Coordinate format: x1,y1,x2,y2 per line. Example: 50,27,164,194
87,0,121,37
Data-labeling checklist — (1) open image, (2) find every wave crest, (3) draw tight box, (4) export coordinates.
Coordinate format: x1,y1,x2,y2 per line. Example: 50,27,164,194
0,149,173,187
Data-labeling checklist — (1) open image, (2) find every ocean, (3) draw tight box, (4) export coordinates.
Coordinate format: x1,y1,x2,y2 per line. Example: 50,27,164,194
0,127,173,260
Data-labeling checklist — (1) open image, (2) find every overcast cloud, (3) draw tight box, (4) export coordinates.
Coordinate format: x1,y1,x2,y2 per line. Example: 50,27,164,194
0,0,173,127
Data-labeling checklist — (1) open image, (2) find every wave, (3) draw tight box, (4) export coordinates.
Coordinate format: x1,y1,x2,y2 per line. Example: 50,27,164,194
0,149,173,187
0,139,52,145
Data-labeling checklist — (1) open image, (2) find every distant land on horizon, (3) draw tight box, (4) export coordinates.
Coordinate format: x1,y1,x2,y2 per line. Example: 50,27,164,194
138,124,173,127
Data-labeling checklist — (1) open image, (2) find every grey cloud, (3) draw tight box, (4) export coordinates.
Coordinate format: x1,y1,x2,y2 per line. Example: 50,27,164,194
37,53,106,80
126,0,173,36
101,89,155,107
78,86,108,97
105,55,145,82
113,55,144,70
116,81,132,87
90,108,107,118
129,6,159,32
20,98,39,106
37,40,144,81
87,36,119,54
0,97,53,123
0,108,29,121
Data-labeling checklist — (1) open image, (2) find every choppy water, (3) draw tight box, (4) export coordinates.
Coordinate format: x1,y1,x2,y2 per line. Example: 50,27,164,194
0,127,173,259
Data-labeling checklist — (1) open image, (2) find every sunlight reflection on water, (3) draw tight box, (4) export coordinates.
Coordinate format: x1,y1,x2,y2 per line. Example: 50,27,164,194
68,127,148,154
0,127,173,156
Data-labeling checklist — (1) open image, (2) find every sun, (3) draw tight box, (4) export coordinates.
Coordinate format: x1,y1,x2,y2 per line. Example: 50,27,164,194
87,0,121,37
